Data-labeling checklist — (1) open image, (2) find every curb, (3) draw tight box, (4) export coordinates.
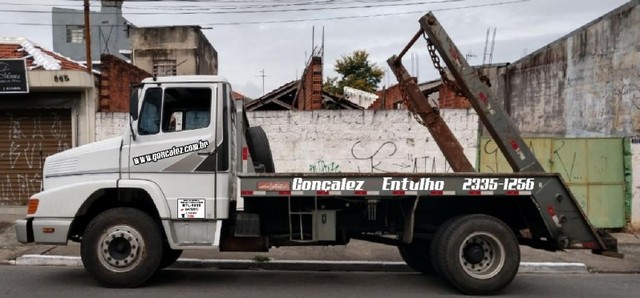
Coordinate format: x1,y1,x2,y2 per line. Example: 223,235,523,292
0,206,26,216
15,255,82,267
13,255,589,273
517,262,588,273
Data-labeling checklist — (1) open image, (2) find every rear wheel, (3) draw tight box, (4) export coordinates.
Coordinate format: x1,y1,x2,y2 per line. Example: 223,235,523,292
81,208,163,288
430,214,520,295
398,239,435,274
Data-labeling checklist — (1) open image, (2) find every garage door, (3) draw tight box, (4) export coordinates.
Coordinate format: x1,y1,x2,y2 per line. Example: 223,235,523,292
0,109,72,205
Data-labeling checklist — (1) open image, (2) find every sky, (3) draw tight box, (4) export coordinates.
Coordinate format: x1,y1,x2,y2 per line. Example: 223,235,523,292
0,0,632,98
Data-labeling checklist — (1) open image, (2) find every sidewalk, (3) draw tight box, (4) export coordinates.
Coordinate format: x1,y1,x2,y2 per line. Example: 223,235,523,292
2,207,640,273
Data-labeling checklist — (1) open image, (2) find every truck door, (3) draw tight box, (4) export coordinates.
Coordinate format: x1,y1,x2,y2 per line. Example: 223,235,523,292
125,84,224,220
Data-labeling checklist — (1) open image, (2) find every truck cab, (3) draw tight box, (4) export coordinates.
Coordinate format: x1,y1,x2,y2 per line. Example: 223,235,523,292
16,76,243,284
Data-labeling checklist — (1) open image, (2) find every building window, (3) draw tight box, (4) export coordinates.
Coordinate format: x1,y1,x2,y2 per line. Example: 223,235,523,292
66,25,84,43
394,101,405,110
137,87,212,135
153,60,177,76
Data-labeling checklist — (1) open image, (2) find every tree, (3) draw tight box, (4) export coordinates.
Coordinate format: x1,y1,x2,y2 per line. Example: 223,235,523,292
323,50,384,95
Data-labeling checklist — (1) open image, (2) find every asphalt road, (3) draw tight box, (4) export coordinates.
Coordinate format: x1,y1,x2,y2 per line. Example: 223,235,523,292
0,266,639,297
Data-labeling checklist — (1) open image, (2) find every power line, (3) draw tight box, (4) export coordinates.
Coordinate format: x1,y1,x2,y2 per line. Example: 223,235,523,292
0,0,530,27
0,0,373,9
0,0,472,15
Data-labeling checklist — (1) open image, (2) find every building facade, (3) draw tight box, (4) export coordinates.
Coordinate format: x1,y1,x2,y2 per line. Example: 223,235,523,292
130,26,218,76
0,38,97,205
52,0,132,69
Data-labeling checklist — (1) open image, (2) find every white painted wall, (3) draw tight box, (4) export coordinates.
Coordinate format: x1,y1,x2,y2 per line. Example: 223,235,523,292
95,110,479,173
95,112,128,141
95,109,634,175
248,109,479,173
631,138,640,230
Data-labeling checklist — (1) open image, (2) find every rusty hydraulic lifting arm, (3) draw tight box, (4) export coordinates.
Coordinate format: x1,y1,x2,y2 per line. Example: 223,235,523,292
386,33,475,173
389,12,544,173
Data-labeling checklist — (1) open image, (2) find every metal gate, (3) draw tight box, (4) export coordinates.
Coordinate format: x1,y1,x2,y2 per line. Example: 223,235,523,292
479,137,625,228
0,109,72,205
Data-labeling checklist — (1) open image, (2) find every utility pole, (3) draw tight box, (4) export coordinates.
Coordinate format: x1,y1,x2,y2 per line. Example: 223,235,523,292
257,69,268,95
83,0,92,74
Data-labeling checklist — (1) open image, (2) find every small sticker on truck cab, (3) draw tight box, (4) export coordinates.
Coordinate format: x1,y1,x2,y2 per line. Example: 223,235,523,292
178,199,205,219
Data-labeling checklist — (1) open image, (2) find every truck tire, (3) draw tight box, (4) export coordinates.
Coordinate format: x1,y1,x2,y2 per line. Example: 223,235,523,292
429,216,462,275
158,242,183,269
431,214,520,295
398,239,436,274
246,126,275,173
81,208,163,288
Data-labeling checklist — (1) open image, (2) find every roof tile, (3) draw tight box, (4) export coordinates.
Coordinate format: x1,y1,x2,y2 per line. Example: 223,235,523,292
0,40,88,71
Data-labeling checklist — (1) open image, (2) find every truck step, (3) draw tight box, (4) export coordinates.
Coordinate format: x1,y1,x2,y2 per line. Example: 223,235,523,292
234,213,261,237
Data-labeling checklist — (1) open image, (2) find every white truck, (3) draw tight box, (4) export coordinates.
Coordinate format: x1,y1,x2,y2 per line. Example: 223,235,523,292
16,12,620,295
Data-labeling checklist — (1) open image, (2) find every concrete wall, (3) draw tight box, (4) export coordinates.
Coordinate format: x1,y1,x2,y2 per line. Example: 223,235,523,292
96,112,128,141
131,26,218,76
94,109,480,173
505,2,640,137
248,109,478,173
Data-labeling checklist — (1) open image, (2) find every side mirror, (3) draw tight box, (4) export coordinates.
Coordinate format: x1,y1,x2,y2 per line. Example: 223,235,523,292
130,86,140,121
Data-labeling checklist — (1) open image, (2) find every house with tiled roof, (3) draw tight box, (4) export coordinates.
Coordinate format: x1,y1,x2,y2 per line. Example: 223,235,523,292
0,37,98,204
245,56,363,111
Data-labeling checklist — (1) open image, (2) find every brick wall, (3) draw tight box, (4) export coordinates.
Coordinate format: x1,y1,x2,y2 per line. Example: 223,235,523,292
297,56,323,110
99,54,150,112
371,85,404,109
248,109,478,173
370,84,470,110
438,85,472,109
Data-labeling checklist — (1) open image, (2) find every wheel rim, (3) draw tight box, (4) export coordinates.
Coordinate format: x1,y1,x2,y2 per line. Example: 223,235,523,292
458,232,505,280
97,225,145,273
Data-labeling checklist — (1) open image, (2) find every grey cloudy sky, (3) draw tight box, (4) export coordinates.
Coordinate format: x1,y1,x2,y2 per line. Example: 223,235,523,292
0,0,631,98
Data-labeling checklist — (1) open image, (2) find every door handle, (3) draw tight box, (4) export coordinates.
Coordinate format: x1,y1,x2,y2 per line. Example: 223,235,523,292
197,148,217,156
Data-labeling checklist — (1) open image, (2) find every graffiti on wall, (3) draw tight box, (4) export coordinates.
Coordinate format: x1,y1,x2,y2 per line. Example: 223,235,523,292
552,140,580,180
0,112,70,204
481,138,584,179
350,140,453,173
308,160,341,173
351,141,397,173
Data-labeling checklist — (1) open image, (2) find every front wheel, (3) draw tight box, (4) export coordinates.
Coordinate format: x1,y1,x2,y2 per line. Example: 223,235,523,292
431,214,520,295
81,208,163,288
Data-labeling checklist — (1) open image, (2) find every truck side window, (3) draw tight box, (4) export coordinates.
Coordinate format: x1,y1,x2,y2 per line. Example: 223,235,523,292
162,88,212,133
138,88,162,135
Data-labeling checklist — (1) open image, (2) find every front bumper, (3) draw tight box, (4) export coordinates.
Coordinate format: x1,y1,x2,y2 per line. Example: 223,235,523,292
15,218,71,245
15,219,33,244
